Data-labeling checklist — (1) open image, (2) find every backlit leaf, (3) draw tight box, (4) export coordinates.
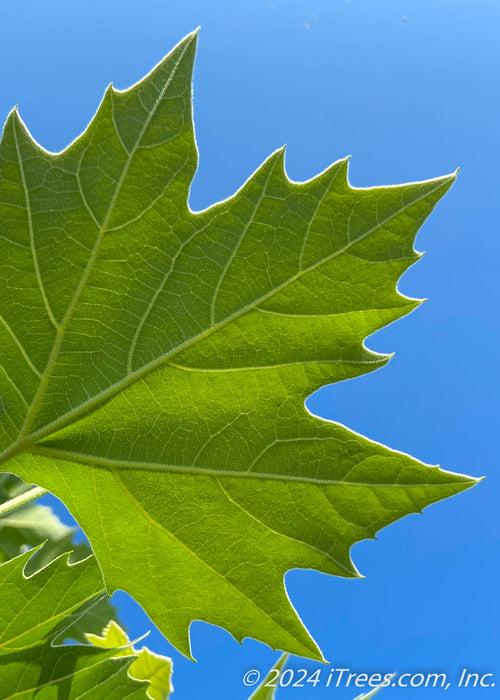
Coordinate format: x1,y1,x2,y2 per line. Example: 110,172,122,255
0,30,477,660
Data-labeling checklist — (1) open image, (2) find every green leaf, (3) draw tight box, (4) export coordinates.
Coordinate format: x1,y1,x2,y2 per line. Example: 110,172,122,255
0,472,121,641
0,645,147,700
0,547,104,654
87,621,173,700
0,548,148,699
0,30,478,660
64,593,122,646
248,653,289,699
0,473,73,565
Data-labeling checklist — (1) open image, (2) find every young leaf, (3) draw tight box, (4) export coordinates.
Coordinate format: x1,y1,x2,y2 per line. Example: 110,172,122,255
87,621,173,700
0,31,478,660
0,548,149,699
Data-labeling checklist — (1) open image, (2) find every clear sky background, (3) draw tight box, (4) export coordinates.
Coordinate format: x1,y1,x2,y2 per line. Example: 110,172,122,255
0,1,498,698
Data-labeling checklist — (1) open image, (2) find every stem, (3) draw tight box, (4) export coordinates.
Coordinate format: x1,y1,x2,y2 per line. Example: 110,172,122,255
0,486,49,518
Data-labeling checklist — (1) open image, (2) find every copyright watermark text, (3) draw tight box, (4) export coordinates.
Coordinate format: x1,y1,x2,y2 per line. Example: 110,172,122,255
242,666,496,691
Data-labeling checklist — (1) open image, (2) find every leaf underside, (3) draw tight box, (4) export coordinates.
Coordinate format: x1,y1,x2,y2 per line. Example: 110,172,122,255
0,31,476,660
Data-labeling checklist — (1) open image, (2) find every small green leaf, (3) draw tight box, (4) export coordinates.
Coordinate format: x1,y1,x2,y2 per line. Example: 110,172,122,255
86,619,131,650
248,653,289,699
87,621,173,700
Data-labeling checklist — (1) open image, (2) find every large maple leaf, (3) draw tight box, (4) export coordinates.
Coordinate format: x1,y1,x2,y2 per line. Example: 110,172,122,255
0,31,477,660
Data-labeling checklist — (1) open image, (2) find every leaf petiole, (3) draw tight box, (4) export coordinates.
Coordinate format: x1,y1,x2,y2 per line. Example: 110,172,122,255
0,485,49,518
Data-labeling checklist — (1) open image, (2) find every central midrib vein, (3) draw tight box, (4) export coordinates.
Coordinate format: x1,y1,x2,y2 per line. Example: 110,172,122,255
22,445,473,490
0,175,450,469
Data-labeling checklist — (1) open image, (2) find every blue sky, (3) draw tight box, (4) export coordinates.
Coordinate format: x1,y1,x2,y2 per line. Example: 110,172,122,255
0,1,498,697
